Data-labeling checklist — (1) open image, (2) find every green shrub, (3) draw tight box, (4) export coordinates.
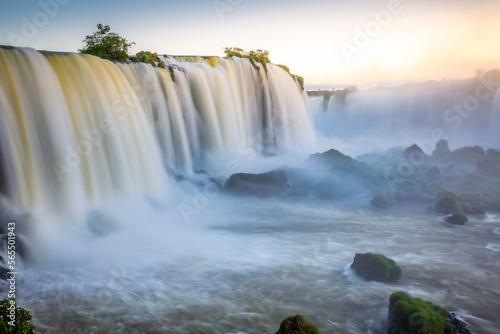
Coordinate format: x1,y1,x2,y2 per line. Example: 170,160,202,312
0,299,35,334
435,192,462,214
275,315,321,334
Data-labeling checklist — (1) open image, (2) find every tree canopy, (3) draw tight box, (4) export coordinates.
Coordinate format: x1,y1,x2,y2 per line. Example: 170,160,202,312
78,24,134,62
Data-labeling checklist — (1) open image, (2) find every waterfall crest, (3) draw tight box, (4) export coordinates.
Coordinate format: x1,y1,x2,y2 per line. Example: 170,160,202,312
0,47,316,215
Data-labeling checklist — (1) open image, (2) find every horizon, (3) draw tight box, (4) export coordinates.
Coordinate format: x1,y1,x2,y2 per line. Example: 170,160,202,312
1,0,499,85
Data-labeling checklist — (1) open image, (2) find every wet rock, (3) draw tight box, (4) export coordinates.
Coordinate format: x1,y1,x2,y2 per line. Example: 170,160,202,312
445,213,468,225
274,314,321,334
351,253,402,283
387,291,453,334
225,170,287,198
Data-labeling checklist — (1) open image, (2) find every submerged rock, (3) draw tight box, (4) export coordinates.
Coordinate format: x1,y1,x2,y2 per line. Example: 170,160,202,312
224,170,287,198
371,193,396,208
387,291,454,334
445,213,468,225
274,314,321,334
351,253,402,282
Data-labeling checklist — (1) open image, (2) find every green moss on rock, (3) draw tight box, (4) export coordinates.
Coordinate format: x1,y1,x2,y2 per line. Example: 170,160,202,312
351,253,402,282
387,291,453,334
274,315,321,334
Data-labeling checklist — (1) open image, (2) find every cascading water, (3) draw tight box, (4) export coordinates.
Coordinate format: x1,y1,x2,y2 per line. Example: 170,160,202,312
0,46,316,217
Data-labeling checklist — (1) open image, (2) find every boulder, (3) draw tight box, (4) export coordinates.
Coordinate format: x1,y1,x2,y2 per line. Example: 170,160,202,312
371,193,395,208
274,315,321,334
351,253,402,283
434,192,462,214
445,213,468,225
387,291,454,334
224,170,287,198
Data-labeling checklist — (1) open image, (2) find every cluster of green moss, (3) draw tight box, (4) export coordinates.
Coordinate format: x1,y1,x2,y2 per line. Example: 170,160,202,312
388,292,453,334
129,50,166,68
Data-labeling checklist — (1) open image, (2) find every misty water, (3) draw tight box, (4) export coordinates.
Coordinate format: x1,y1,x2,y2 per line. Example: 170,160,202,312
10,192,500,333
1,47,500,333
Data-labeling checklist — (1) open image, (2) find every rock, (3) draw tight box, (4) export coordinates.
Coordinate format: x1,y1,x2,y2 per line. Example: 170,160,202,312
274,315,321,334
224,169,287,198
403,144,428,163
435,192,462,214
445,213,468,225
371,193,395,208
351,253,402,282
387,291,453,334
447,313,471,334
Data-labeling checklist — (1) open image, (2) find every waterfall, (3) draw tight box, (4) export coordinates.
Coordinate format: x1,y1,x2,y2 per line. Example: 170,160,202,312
0,47,316,216
311,79,499,151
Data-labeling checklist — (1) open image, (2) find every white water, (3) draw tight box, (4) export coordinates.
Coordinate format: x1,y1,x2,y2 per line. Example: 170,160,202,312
1,47,500,334
0,47,315,218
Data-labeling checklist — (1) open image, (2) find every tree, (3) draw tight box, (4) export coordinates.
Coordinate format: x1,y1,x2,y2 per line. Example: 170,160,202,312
78,24,135,62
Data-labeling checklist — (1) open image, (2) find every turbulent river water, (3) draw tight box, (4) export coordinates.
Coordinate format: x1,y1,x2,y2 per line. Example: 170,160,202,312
7,193,500,333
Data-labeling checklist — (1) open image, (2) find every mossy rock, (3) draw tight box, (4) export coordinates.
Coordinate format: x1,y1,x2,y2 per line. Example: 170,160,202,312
445,213,468,225
224,170,287,198
274,315,321,334
351,253,402,282
387,291,453,334
370,193,396,208
434,192,462,214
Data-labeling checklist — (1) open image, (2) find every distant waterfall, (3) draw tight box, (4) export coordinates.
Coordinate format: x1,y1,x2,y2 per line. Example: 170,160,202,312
0,47,316,216
310,80,500,151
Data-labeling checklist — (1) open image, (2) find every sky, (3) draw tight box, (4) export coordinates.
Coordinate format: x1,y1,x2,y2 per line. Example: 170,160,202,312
1,0,499,85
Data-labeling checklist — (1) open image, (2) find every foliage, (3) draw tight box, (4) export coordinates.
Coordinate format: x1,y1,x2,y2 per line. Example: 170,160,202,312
275,315,321,334
0,299,35,334
277,64,305,90
78,24,134,62
388,291,453,334
224,47,271,68
351,253,402,282
129,50,165,68
434,192,462,214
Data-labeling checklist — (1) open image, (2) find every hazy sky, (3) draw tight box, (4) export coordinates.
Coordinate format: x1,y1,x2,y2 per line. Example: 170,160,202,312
1,0,499,84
